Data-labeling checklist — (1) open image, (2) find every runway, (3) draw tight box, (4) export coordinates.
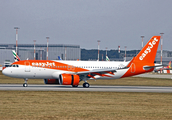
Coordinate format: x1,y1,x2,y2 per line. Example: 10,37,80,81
0,84,172,93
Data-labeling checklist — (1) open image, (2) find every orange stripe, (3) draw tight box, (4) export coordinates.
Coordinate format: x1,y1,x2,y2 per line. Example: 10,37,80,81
13,60,89,72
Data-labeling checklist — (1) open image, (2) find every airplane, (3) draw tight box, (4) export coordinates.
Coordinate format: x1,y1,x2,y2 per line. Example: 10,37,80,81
106,56,110,61
12,50,21,62
2,36,162,88
154,61,171,72
164,61,171,70
58,56,62,60
2,50,20,70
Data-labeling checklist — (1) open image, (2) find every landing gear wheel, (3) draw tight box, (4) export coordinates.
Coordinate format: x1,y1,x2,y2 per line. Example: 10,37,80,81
23,78,28,87
83,82,90,88
23,83,28,87
72,85,78,87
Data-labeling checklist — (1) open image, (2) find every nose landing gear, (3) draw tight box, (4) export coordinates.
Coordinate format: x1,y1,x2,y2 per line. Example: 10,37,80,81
23,78,28,87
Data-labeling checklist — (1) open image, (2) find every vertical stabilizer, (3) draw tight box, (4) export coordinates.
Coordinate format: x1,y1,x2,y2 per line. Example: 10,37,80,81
12,50,21,62
134,36,161,64
122,36,161,78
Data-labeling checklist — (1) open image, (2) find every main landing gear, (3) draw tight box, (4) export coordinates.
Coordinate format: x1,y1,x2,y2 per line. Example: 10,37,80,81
83,82,90,88
72,83,90,88
23,78,28,87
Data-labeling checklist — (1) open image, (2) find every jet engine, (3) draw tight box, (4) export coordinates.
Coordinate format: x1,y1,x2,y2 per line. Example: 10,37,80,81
59,74,80,86
44,79,59,84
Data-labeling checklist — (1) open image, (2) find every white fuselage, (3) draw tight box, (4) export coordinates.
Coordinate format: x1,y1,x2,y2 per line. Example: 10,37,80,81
2,60,130,80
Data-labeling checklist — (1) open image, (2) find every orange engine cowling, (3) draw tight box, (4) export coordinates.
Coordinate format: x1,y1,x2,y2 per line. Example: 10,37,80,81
59,74,80,85
44,79,59,84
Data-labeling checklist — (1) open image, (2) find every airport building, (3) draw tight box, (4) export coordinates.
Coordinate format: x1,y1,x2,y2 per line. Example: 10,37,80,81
155,51,172,65
0,44,80,66
0,43,171,69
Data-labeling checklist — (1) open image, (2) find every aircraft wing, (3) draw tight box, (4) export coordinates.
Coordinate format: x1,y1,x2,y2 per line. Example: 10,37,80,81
76,68,117,75
67,67,128,79
76,68,118,79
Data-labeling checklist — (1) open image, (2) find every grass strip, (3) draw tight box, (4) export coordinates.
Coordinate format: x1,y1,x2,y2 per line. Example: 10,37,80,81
0,91,172,120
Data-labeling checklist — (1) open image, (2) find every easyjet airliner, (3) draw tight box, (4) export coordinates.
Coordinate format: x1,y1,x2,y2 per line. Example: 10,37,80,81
2,36,162,88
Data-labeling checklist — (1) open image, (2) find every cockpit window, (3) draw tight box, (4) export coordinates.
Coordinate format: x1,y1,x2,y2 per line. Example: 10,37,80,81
8,64,19,67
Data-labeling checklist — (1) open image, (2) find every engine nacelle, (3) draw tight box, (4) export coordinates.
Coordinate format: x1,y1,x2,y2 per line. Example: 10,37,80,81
59,74,80,85
44,79,59,84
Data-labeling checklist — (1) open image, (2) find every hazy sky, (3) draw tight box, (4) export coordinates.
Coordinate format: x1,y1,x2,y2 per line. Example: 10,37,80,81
0,0,172,50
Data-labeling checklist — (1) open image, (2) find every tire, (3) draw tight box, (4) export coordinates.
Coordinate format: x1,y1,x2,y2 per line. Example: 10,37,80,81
23,83,28,87
83,83,89,88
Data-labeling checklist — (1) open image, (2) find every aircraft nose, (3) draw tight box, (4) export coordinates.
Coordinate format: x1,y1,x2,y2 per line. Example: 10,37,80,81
2,68,10,76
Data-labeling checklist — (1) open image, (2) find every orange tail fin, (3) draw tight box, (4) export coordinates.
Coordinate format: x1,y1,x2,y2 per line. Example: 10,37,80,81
122,36,161,78
135,36,161,64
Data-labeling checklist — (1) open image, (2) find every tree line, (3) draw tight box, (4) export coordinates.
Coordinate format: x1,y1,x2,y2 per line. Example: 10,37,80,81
81,49,140,60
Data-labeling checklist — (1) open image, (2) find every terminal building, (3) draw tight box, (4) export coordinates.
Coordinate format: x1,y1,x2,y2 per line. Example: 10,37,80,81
0,43,171,68
0,44,80,66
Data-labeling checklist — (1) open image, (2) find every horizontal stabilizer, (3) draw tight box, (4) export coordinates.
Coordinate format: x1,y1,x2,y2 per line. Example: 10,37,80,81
143,64,167,70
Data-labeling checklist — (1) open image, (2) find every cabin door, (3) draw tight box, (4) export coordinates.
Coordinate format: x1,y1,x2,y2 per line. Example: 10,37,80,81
25,61,30,72
131,63,136,73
